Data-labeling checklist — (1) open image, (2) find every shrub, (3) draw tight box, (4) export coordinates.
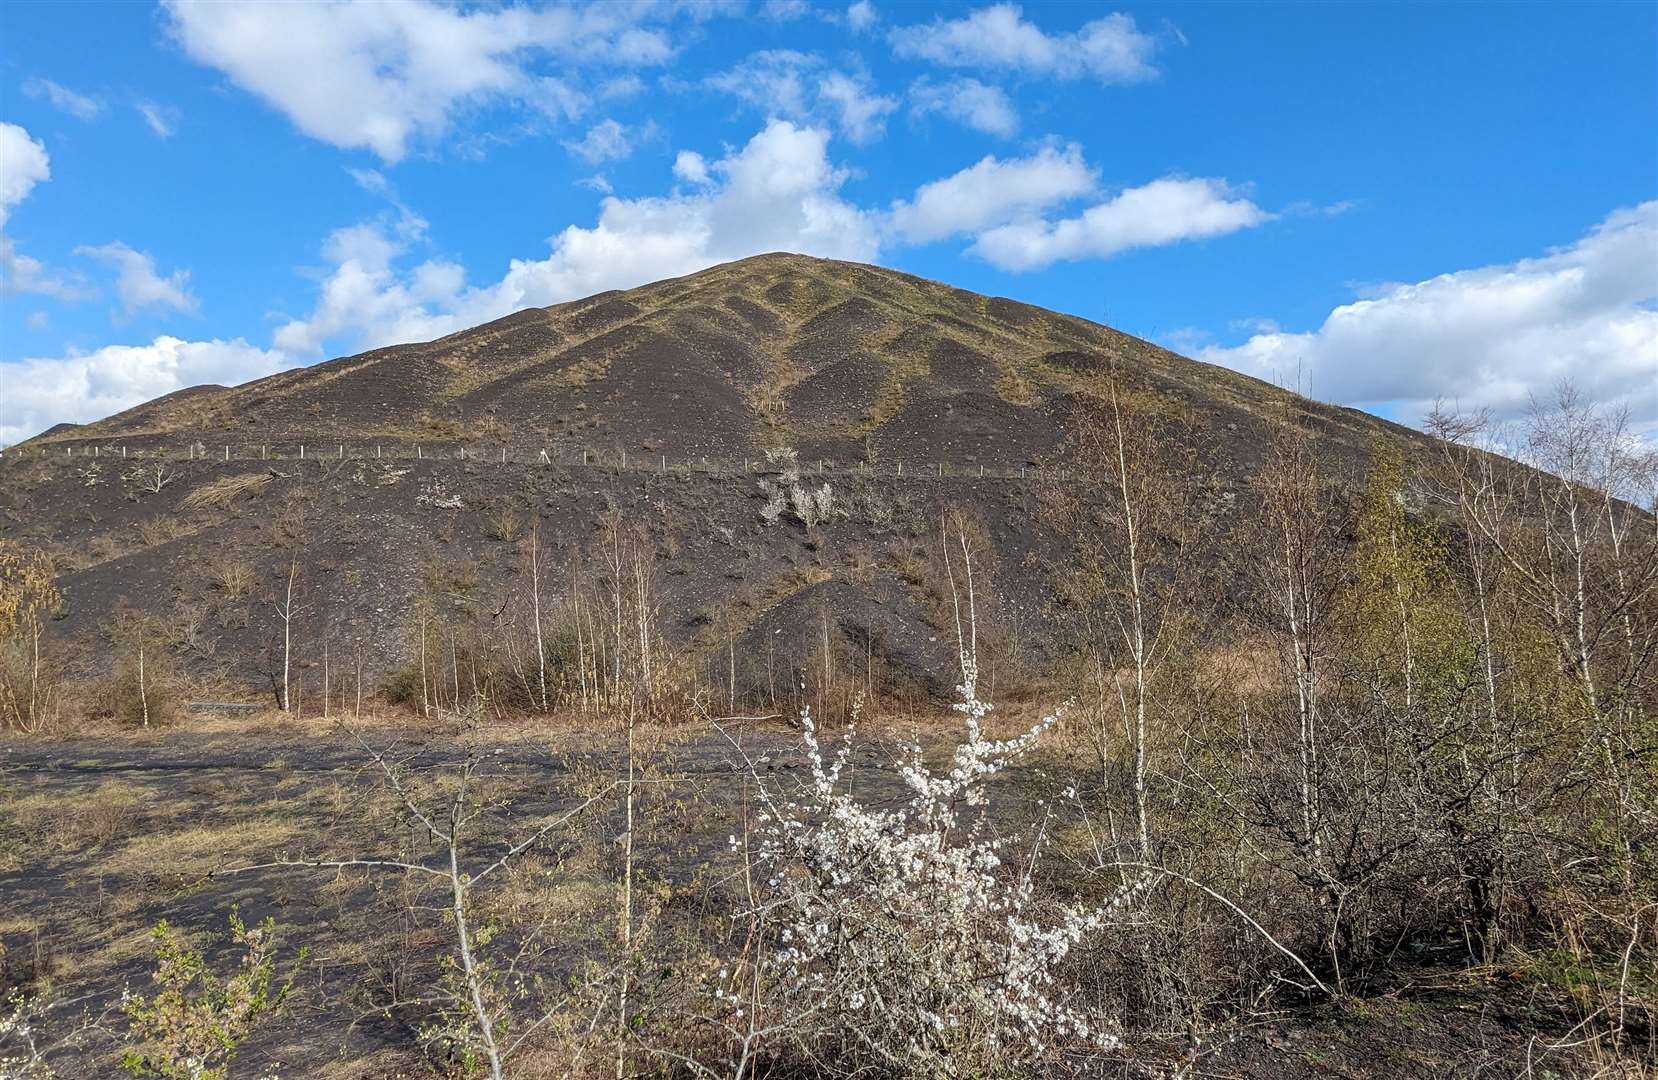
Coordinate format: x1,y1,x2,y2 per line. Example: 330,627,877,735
203,555,256,602
483,502,523,543
0,542,62,734
120,910,303,1080
104,606,181,728
736,658,1136,1075
757,482,786,527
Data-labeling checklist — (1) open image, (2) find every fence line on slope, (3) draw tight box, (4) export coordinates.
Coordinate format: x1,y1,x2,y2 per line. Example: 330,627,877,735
0,441,1079,483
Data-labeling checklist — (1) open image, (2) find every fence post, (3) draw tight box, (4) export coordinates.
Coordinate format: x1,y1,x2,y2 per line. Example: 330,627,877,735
937,462,942,478
339,444,344,459
123,446,127,458
661,454,666,473
417,446,422,460
376,445,381,459
501,447,506,464
225,445,230,460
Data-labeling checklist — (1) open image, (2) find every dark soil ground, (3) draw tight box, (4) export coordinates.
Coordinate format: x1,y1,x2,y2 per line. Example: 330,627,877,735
0,713,1630,1079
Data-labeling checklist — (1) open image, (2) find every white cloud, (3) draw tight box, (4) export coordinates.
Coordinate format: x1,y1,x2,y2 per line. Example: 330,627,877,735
888,144,1095,244
708,52,896,144
75,242,198,317
972,177,1270,270
908,76,1018,137
270,120,878,359
0,123,50,223
846,0,877,32
817,71,898,144
891,4,1158,83
0,336,286,447
21,77,102,120
1198,201,1658,434
136,100,180,138
271,226,462,357
564,118,634,163
673,150,711,185
0,123,89,302
25,311,48,331
708,50,817,119
0,237,87,301
161,0,682,161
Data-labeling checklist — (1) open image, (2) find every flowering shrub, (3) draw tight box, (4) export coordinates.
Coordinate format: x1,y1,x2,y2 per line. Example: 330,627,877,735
740,658,1136,1074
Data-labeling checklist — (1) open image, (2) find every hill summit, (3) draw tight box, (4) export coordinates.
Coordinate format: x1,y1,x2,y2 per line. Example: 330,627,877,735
28,252,1408,470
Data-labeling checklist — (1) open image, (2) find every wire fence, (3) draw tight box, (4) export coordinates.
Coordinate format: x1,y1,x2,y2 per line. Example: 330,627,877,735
0,440,1076,482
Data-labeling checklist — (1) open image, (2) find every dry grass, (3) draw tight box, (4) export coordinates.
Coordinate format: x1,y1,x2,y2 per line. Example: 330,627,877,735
179,471,273,511
101,817,304,882
133,515,188,548
0,780,155,861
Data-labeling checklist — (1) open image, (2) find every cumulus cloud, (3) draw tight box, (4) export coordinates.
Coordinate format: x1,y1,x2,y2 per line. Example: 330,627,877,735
1198,201,1658,434
21,77,101,120
673,150,711,185
75,242,198,317
0,123,88,301
846,0,877,32
891,4,1157,84
0,239,85,301
887,144,1095,243
0,123,50,223
161,0,683,161
971,177,1270,270
270,119,878,359
708,52,896,144
908,76,1018,137
0,336,286,446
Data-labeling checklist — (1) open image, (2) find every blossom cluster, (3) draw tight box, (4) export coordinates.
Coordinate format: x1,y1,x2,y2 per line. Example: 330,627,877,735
743,658,1136,1071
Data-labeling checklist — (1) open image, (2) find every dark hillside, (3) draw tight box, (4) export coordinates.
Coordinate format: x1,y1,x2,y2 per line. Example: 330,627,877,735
2,252,1424,701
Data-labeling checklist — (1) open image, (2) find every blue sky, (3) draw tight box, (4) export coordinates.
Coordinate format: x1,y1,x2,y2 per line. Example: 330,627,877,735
1,0,1654,446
